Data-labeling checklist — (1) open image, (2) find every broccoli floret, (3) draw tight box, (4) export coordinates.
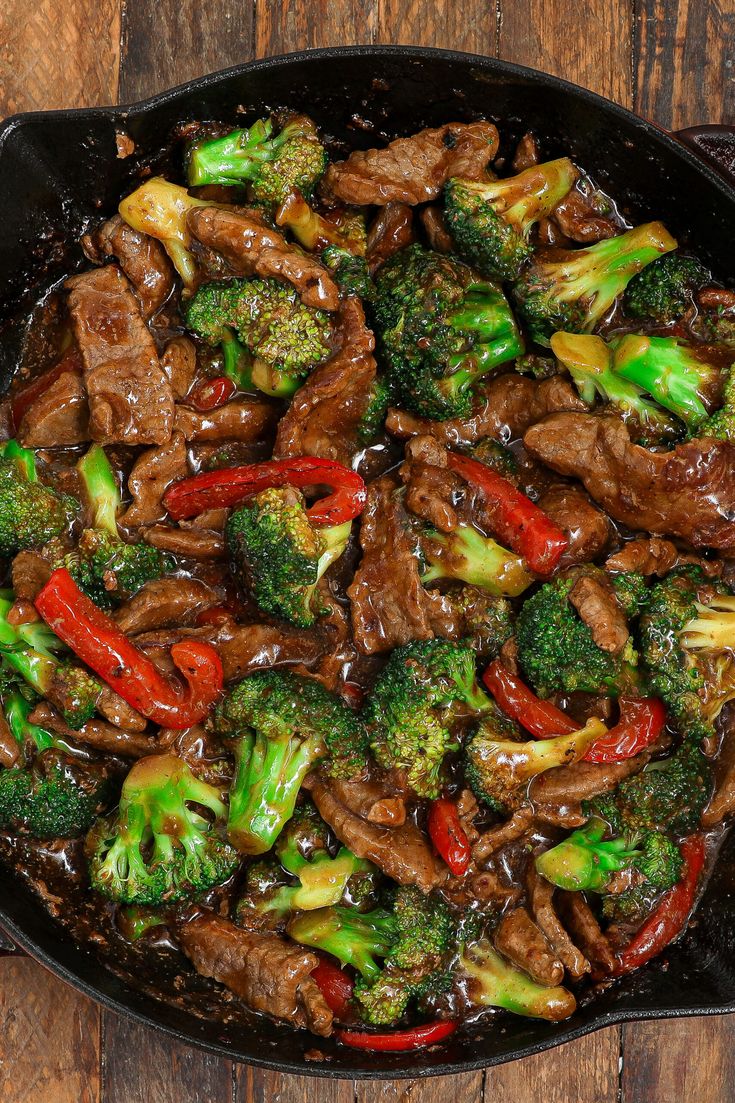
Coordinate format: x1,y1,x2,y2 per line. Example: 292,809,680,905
0,440,76,557
117,906,167,942
185,278,335,397
419,523,533,598
512,222,677,345
235,859,295,928
356,377,391,443
446,586,514,661
693,360,735,442
460,937,575,1020
516,571,641,697
695,304,735,347
624,253,710,323
550,332,682,443
0,692,113,837
214,671,367,855
364,638,492,798
374,245,524,420
225,486,350,627
444,158,579,280
87,753,238,905
288,905,396,982
601,832,685,924
469,439,520,480
322,245,375,302
119,177,212,287
187,116,327,206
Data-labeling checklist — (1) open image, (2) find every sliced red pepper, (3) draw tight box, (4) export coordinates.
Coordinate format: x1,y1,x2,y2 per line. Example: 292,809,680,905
311,959,354,1017
336,1020,457,1051
34,568,223,729
447,452,567,577
613,833,706,975
189,376,237,411
163,457,366,527
10,348,83,432
583,697,666,763
483,659,577,738
428,798,471,875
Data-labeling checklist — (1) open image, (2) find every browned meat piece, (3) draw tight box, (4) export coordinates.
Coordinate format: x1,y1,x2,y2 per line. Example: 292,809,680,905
556,892,616,973
305,772,447,892
366,202,415,274
322,122,499,206
347,475,460,654
174,401,277,444
114,578,220,635
550,189,618,243
605,537,722,578
187,207,340,311
537,484,611,567
118,431,188,529
17,369,90,447
473,806,535,863
419,206,453,253
161,337,197,400
158,724,232,788
568,575,629,655
512,131,540,172
702,716,735,826
530,747,655,809
30,704,158,759
399,435,464,533
386,374,588,447
95,687,147,732
456,788,480,847
525,412,735,552
177,912,333,1035
11,551,53,601
143,525,224,559
65,266,175,445
83,215,174,319
366,798,407,826
493,907,565,986
0,710,19,768
698,287,735,311
273,297,377,465
527,865,590,979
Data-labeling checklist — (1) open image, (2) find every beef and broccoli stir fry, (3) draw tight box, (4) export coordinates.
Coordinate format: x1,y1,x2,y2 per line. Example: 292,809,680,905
2,110,735,1052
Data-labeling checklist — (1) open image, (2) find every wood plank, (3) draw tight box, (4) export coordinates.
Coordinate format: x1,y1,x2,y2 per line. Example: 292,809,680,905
622,1017,735,1103
119,0,256,104
486,1028,621,1103
374,0,497,53
0,0,121,116
102,1009,233,1103
355,1070,483,1103
237,1066,355,1102
0,957,101,1103
255,0,377,57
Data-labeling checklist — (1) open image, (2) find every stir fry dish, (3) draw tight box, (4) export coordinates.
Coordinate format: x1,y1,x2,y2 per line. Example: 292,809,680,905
2,110,735,1053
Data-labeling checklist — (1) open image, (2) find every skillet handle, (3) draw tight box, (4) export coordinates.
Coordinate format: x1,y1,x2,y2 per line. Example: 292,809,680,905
674,125,735,187
0,925,25,956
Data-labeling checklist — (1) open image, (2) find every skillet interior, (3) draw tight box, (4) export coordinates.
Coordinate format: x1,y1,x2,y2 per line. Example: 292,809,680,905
0,45,734,1078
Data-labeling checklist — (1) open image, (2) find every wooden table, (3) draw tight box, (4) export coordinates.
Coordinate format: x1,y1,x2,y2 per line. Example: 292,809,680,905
1,1,734,1100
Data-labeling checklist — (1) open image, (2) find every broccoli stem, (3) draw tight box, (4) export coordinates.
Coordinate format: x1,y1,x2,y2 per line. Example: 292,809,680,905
681,594,735,650
535,817,639,891
78,444,120,534
250,358,301,397
188,119,275,187
421,524,533,597
5,692,54,753
461,938,575,1019
613,335,717,429
0,594,61,695
119,178,210,287
222,330,254,390
0,440,37,482
288,906,394,981
444,283,525,398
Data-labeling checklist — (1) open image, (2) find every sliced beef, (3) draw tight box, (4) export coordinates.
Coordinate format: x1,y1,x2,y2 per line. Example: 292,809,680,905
114,578,220,634
174,400,277,444
143,524,225,560
366,202,415,274
161,337,197,400
83,215,174,319
493,907,564,986
30,704,157,759
537,484,611,567
322,121,499,206
17,369,90,447
527,865,591,979
187,207,340,311
118,431,188,529
549,189,618,244
568,575,629,655
556,892,616,973
177,911,333,1035
273,297,377,465
95,687,147,732
605,537,723,578
304,772,447,892
399,435,464,533
702,715,735,826
473,806,535,863
419,206,453,254
11,551,53,601
386,374,588,447
511,131,541,172
530,747,654,811
524,412,735,551
65,266,174,445
0,710,19,768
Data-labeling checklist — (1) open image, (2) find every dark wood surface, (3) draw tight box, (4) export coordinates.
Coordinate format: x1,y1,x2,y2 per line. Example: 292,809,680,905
0,1,733,1100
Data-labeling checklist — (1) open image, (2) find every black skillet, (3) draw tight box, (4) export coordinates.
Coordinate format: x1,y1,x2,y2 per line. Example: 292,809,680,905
1,45,735,1080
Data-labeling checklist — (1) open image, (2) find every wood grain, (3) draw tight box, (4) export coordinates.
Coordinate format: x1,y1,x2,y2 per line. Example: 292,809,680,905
255,0,377,56
374,0,497,53
487,1028,620,1103
238,1066,355,1102
622,1018,735,1102
0,957,100,1103
354,1071,484,1102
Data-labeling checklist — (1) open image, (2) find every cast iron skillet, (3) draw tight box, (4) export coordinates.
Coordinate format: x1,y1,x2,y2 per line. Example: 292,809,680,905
1,45,735,1079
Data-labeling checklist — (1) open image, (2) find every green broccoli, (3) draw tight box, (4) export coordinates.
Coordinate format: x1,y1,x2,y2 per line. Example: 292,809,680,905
322,245,375,302
512,222,677,345
117,906,167,942
469,439,520,480
601,831,686,924
214,670,367,855
0,692,114,837
698,362,735,441
446,586,514,661
419,522,533,598
374,245,524,420
187,116,327,205
119,177,213,287
624,252,710,323
220,329,254,390
460,937,575,1020
364,638,492,798
516,570,641,697
0,439,76,557
356,377,391,444
185,278,335,397
288,905,396,982
87,753,238,905
225,486,351,627
444,158,579,280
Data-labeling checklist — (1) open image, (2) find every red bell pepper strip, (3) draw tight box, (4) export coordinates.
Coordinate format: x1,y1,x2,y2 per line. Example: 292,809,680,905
446,452,568,576
428,798,472,876
583,697,666,763
189,375,237,411
34,568,223,729
336,1020,457,1051
163,457,367,527
11,348,83,432
483,659,577,738
311,959,354,1017
613,833,706,975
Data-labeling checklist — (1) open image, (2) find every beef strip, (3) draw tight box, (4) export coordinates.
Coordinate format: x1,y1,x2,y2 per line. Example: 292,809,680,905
143,525,225,560
304,772,447,892
524,412,735,551
177,911,333,1035
83,214,174,319
17,369,90,447
187,207,340,311
114,578,220,634
65,265,175,445
30,704,158,759
605,537,723,578
511,131,541,172
537,484,611,567
527,865,591,979
273,297,377,465
322,122,499,206
0,709,19,768
174,401,277,444
160,337,197,400
95,687,147,732
366,203,415,274
118,431,188,529
493,907,565,986
549,189,618,243
556,892,616,973
530,747,655,811
473,806,536,863
568,575,629,655
386,374,588,447
702,714,735,826
419,206,453,253
11,551,53,601
399,435,464,533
